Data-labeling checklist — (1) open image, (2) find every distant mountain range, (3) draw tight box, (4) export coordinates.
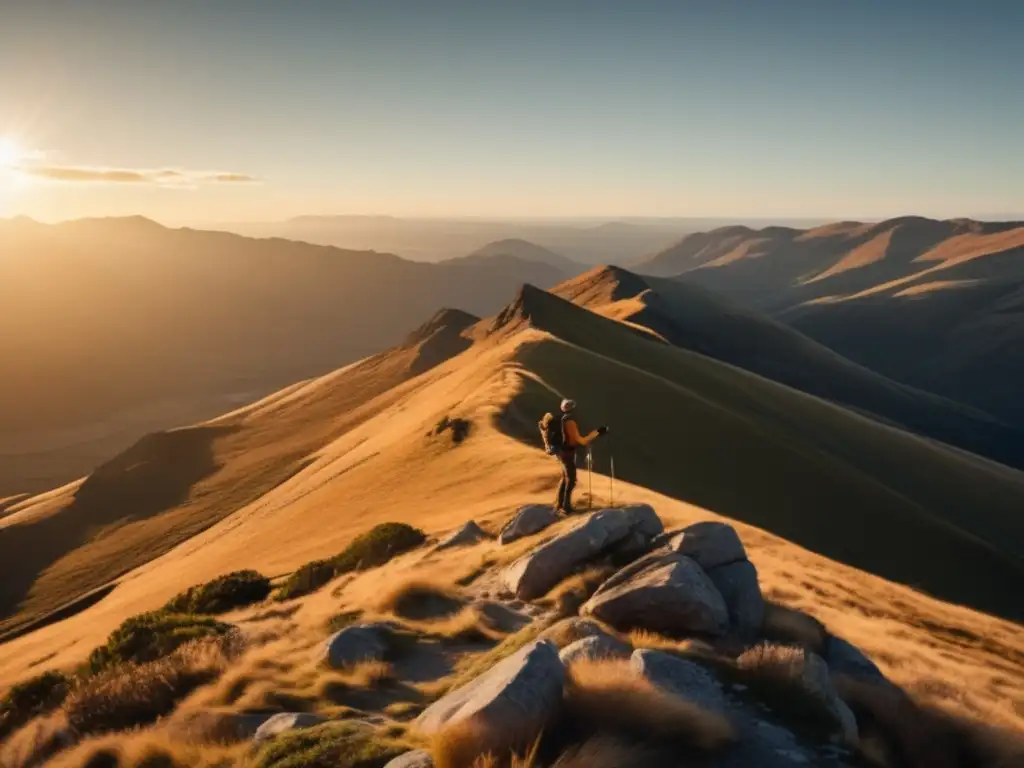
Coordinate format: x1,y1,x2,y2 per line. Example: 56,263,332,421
0,217,569,495
637,216,1024,429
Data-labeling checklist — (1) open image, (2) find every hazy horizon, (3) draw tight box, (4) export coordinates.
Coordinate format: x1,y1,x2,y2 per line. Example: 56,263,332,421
1,1,1022,225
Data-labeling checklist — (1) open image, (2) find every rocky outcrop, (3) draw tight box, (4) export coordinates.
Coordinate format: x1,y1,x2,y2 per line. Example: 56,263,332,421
252,712,326,744
668,521,747,569
582,552,729,636
559,635,632,665
436,521,490,550
498,505,559,545
824,636,886,684
707,560,764,640
321,624,389,669
631,649,728,713
502,507,664,599
416,639,565,735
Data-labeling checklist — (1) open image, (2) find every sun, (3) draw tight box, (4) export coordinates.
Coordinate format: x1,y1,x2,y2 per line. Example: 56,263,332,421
0,138,25,168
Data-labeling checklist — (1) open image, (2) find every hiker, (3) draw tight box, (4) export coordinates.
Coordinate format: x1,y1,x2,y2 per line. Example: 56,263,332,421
539,399,607,514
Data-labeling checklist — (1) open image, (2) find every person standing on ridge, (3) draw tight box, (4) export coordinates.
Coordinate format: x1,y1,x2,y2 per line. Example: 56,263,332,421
539,399,607,514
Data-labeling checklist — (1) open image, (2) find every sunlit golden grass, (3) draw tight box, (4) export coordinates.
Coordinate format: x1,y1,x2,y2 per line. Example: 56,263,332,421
538,566,614,618
374,576,466,621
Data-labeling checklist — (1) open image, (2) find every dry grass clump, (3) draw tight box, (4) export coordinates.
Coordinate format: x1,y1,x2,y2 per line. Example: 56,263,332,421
63,639,231,737
836,675,1024,768
734,643,844,738
0,669,72,741
628,629,713,657
445,621,553,694
342,661,395,690
761,601,827,654
540,567,614,618
375,578,466,621
0,712,75,768
562,659,734,753
432,718,544,768
40,731,243,768
415,606,509,645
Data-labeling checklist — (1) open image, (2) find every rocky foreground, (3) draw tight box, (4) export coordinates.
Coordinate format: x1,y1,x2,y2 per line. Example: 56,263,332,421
3,504,1019,768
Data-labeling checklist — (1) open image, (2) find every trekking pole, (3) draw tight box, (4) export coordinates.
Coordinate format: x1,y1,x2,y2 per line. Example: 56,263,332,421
587,446,593,511
609,434,615,508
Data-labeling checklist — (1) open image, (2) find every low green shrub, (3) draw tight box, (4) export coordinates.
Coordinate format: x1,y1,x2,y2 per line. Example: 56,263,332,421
276,523,426,601
254,721,407,768
0,670,71,740
86,612,233,674
163,570,272,614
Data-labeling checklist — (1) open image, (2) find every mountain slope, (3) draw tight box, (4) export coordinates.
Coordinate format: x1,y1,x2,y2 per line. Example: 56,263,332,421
548,266,1024,469
0,307,479,639
0,218,562,496
636,217,1024,428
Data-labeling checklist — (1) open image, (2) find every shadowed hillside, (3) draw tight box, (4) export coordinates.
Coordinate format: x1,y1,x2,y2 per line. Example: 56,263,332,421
457,238,583,272
637,217,1024,429
0,217,562,496
549,266,1024,470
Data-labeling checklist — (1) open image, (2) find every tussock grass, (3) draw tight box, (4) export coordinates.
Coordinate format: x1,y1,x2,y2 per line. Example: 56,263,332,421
64,639,231,737
628,630,712,657
540,618,618,650
37,731,243,768
162,570,271,615
761,601,828,654
276,523,427,601
375,578,465,621
85,612,234,674
342,661,395,689
735,643,843,738
562,658,734,753
432,719,543,768
253,720,408,768
836,675,1024,768
414,606,508,645
540,567,614,618
0,712,74,768
0,670,71,741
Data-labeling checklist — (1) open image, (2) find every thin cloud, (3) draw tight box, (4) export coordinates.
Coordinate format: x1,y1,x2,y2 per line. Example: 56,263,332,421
15,165,259,186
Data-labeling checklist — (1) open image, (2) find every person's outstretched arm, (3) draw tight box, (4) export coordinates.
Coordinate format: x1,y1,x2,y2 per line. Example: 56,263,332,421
565,419,601,447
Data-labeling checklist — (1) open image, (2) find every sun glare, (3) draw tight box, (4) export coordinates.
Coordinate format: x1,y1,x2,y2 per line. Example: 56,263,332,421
0,138,25,168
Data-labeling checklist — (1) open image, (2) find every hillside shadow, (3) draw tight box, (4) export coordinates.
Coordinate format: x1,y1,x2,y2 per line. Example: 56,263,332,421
496,344,1024,623
0,425,235,625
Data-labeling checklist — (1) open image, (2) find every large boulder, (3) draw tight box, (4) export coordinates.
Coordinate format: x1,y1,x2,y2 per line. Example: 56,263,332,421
415,639,565,735
321,624,389,669
252,712,327,744
436,521,490,550
668,521,747,570
582,553,729,637
559,635,632,665
706,560,764,640
824,636,886,684
631,649,727,713
503,507,664,600
384,750,435,768
498,505,559,545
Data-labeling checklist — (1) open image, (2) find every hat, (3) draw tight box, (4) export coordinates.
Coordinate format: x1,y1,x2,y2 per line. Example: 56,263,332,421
560,399,576,413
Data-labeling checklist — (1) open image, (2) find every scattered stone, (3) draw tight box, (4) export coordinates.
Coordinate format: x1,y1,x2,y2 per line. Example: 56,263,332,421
824,636,886,683
707,560,765,640
669,521,747,570
321,624,389,669
252,712,327,744
436,521,490,550
498,505,559,545
503,507,663,599
415,639,565,735
631,649,728,713
582,553,729,637
384,750,435,768
559,635,632,665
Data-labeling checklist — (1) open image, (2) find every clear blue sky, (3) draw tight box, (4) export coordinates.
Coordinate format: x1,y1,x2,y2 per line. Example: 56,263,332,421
0,0,1021,222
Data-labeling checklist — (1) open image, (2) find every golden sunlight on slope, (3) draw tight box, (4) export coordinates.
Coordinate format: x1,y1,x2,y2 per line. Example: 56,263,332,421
915,227,1024,266
894,279,981,297
803,228,894,283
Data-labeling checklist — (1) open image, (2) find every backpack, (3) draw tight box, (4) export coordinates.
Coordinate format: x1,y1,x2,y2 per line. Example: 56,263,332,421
539,413,564,455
